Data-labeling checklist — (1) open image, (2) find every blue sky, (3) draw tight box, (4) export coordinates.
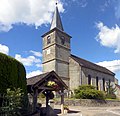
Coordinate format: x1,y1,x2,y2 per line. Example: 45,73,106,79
0,0,120,82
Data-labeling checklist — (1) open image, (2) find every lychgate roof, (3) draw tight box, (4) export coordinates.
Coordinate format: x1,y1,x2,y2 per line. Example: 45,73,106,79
27,71,68,92
71,54,115,76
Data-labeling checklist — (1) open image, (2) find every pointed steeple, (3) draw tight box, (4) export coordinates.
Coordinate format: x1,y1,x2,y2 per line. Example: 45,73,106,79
50,5,64,31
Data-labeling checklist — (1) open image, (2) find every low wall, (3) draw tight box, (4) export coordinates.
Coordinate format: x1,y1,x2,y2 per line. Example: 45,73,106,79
54,99,120,107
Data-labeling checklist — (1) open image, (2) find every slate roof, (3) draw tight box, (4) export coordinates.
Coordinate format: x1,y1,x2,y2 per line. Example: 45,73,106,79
27,71,68,89
50,6,64,31
71,54,115,76
27,72,50,86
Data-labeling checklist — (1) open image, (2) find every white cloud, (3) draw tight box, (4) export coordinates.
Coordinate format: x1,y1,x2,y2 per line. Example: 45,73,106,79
96,22,120,53
0,44,9,55
27,70,42,78
36,64,42,68
0,23,12,32
96,60,120,73
15,54,41,66
0,0,64,32
30,50,42,57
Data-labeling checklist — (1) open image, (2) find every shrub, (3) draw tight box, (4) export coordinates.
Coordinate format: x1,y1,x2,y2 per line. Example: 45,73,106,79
1,88,24,116
74,85,105,100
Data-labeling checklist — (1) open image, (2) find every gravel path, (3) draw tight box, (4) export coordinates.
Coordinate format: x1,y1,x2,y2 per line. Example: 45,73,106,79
55,105,120,116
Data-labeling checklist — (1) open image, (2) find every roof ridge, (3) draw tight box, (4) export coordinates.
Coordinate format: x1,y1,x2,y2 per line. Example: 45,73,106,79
71,54,106,69
71,54,115,76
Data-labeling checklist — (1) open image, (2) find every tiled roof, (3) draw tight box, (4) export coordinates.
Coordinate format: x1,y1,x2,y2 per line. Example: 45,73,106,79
71,54,115,76
27,71,68,89
27,72,49,86
50,6,64,31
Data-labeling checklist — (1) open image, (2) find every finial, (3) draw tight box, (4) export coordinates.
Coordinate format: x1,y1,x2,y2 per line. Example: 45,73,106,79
55,0,58,6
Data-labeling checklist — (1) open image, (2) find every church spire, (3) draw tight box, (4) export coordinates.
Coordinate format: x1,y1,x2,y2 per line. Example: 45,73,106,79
50,4,64,31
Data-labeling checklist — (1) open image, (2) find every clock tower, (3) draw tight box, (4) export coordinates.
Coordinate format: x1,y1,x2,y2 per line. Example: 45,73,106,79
42,6,71,85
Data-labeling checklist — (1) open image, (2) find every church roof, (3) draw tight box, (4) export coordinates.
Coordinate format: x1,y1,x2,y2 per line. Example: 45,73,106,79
50,6,64,31
71,54,115,76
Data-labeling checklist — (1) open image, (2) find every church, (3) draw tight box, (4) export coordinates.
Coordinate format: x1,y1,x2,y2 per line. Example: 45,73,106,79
27,6,117,94
41,6,117,92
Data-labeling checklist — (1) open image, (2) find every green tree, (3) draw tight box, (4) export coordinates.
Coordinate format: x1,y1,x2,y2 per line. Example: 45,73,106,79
106,83,116,99
0,53,27,94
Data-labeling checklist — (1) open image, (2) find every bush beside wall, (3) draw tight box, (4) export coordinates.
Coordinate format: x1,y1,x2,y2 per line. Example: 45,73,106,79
74,85,105,100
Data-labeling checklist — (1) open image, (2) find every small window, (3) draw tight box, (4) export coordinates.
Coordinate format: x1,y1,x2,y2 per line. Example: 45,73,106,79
88,75,91,85
61,36,65,45
103,78,105,91
96,77,99,90
47,36,51,44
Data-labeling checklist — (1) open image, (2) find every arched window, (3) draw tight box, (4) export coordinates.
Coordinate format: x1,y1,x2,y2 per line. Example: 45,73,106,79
103,78,105,91
47,36,51,44
88,75,91,85
61,36,65,45
96,77,99,90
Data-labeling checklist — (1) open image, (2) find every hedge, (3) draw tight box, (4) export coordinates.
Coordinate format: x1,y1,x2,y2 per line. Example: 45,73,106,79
0,53,27,94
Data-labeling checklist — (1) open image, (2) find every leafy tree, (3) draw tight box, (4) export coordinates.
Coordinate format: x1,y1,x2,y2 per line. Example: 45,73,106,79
106,83,116,99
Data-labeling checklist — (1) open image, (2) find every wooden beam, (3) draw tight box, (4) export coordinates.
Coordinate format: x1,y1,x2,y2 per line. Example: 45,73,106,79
37,86,53,90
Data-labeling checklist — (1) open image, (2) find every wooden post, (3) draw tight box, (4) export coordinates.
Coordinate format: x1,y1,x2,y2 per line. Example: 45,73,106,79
46,91,49,108
61,88,64,114
46,91,49,116
33,89,38,111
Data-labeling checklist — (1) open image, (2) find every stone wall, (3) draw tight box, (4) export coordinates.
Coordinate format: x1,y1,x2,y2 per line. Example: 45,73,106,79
69,58,81,91
82,67,115,91
54,99,120,107
69,57,115,92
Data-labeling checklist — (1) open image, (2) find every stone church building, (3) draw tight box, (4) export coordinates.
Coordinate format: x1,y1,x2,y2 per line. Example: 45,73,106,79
27,6,117,97
41,6,117,92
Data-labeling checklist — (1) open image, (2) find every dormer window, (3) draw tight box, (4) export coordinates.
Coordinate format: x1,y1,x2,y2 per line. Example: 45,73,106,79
61,36,65,45
47,36,51,44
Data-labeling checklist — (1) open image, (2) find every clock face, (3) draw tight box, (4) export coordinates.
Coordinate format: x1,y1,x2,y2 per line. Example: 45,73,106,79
61,36,65,45
46,49,51,55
